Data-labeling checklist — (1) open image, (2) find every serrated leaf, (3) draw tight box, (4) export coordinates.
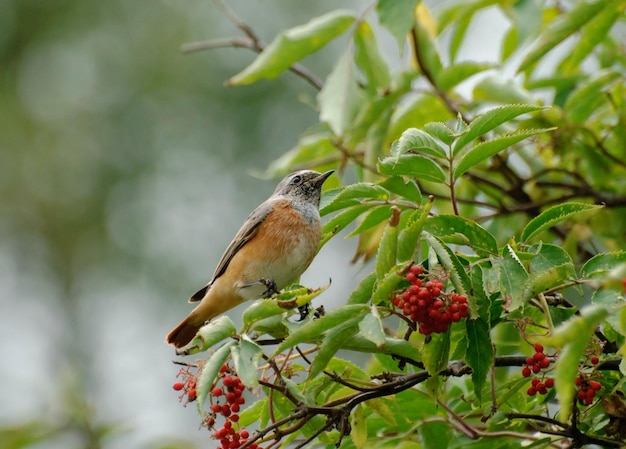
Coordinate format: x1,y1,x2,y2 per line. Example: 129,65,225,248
423,122,455,146
319,49,363,136
321,183,389,215
354,21,391,90
379,154,446,183
239,397,268,428
372,264,406,305
179,316,237,355
321,205,370,245
376,0,420,49
548,305,609,420
347,272,377,305
521,202,604,242
266,129,335,178
379,176,422,204
452,104,544,154
436,61,494,91
422,331,451,376
228,10,355,85
231,334,263,388
454,128,554,178
559,2,623,75
242,285,329,328
593,290,626,336
423,232,472,295
310,318,361,378
491,245,529,312
392,127,447,159
351,403,368,448
473,75,534,104
274,304,370,355
423,215,497,257
518,0,609,72
347,206,393,237
524,244,576,298
465,318,493,402
582,251,626,278
398,200,433,262
564,70,621,124
359,307,387,347
196,341,237,413
376,213,399,278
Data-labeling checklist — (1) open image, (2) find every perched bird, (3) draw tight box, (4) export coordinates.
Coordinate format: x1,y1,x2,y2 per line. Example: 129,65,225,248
166,169,333,348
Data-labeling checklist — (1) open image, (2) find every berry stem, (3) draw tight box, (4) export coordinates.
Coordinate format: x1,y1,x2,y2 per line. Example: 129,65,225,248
538,293,555,332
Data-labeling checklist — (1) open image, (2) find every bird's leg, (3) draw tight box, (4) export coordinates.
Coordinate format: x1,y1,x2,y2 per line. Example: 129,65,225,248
258,278,279,297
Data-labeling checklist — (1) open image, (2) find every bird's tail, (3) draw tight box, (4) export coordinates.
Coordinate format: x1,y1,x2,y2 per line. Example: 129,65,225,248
165,312,205,349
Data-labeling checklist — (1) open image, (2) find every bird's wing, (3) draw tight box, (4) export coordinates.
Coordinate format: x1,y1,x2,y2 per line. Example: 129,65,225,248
189,201,274,302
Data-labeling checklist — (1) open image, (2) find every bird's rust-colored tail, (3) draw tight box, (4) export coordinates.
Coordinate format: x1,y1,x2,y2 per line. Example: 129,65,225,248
165,312,205,348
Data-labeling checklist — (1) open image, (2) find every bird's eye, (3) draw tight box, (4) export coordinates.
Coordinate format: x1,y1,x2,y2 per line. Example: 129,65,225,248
290,175,302,185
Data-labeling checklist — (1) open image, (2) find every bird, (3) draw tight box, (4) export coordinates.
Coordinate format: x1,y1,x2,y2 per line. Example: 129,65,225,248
165,169,334,349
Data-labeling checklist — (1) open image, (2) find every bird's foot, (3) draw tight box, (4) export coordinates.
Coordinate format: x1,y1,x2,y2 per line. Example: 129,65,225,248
259,278,279,297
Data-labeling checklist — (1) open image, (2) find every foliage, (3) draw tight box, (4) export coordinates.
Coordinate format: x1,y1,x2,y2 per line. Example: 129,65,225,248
171,1,626,448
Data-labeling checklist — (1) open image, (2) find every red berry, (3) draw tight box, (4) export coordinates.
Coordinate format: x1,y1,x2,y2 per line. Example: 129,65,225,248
212,387,223,396
532,364,541,374
221,404,231,416
534,343,544,353
538,357,550,369
410,265,422,275
187,389,197,401
575,376,582,386
522,367,531,377
531,378,540,387
187,379,196,389
231,414,239,423
527,387,537,396
173,381,184,391
544,377,554,388
526,357,535,365
240,429,250,439
533,352,545,361
406,272,416,283
589,381,602,391
591,356,599,365
231,403,240,412
211,403,221,413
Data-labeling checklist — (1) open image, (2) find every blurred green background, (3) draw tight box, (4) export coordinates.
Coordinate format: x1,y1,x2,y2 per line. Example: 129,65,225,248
0,1,368,447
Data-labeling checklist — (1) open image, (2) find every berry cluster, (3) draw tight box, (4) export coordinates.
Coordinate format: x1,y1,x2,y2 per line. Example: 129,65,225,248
204,364,256,449
392,265,469,335
522,344,554,396
576,375,602,405
172,366,199,404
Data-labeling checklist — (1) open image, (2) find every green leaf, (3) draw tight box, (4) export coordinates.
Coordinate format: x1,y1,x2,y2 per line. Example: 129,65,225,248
424,122,455,146
228,10,356,85
582,251,626,278
318,49,364,136
548,305,609,420
454,128,555,178
196,341,237,413
379,176,422,204
423,232,472,295
321,183,389,215
452,104,544,154
347,205,393,237
521,202,604,242
376,211,399,278
391,127,447,159
309,317,361,378
524,244,576,298
435,61,494,91
343,335,423,363
274,304,370,355
372,263,407,305
419,421,453,449
354,21,391,90
398,200,433,262
517,0,609,72
564,70,621,124
559,2,623,75
491,245,529,313
347,272,376,305
351,403,368,448
473,76,534,104
465,318,493,402
422,330,451,376
413,5,443,80
266,128,335,177
239,397,268,428
359,307,387,347
242,285,328,328
378,154,446,183
321,204,370,245
230,334,263,388
422,215,497,257
180,315,237,355
593,290,626,336
376,0,420,49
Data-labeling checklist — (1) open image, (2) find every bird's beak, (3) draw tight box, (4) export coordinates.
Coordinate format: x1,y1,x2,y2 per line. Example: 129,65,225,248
314,170,334,184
